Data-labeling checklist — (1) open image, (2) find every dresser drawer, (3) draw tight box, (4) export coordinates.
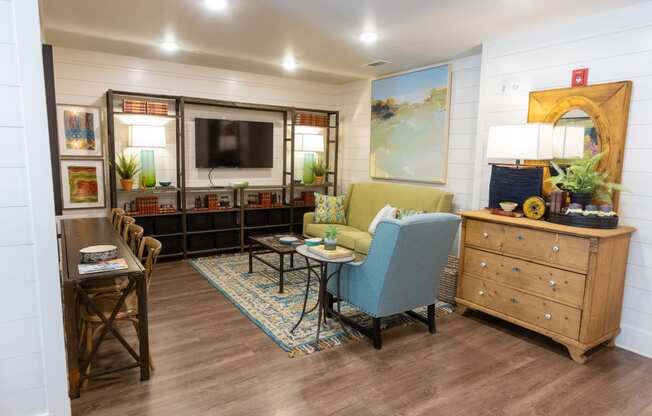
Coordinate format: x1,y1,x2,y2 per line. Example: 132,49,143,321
465,219,505,251
459,275,581,340
463,248,586,307
502,226,590,272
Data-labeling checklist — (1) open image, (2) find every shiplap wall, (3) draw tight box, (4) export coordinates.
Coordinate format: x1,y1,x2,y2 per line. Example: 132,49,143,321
336,54,481,212
0,0,69,415
52,47,341,218
472,2,652,357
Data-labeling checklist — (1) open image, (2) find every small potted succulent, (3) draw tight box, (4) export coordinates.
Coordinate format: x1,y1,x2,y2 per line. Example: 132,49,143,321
115,152,140,191
547,152,624,208
312,159,326,185
323,226,339,251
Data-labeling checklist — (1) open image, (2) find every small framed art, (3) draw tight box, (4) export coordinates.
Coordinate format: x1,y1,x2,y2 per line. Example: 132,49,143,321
56,104,102,157
60,159,106,209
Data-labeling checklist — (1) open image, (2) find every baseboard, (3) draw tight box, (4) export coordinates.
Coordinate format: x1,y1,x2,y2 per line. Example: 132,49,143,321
615,324,652,359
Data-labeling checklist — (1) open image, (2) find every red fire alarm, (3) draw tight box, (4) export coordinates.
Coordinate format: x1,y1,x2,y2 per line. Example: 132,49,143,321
572,68,589,87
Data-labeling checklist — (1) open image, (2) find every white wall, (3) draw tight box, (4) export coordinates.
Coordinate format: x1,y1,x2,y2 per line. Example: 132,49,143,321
337,54,482,212
0,0,69,415
472,1,652,358
52,47,341,217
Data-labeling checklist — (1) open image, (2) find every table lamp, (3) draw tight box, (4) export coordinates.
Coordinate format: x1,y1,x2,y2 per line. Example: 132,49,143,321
553,126,584,159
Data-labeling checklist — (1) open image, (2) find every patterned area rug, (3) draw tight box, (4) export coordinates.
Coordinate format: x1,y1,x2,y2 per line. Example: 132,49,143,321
190,253,452,357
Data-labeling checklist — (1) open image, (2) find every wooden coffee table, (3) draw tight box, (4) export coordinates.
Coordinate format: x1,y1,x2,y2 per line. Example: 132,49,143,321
248,233,309,293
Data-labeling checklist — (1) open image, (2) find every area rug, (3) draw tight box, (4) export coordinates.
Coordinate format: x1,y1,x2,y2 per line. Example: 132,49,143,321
189,253,452,357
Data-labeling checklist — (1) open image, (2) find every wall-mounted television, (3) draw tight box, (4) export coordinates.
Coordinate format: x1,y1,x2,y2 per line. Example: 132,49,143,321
194,118,274,168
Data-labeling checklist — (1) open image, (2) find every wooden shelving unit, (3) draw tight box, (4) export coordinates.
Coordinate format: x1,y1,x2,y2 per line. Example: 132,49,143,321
106,89,339,259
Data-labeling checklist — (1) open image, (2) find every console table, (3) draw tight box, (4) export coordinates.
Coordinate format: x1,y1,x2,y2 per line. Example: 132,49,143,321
456,210,635,363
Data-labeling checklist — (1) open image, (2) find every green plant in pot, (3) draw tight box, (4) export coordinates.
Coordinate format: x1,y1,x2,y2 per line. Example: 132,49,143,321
547,152,624,208
323,225,339,251
115,152,141,191
312,158,326,185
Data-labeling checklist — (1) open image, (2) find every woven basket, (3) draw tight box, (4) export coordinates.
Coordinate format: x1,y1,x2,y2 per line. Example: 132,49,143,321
438,255,459,305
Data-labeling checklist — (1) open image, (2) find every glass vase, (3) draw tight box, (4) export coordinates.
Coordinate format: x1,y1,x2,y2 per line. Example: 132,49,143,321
140,149,156,188
302,152,315,185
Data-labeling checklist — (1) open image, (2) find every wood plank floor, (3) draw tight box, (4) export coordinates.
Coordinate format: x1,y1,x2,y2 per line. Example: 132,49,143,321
72,260,652,416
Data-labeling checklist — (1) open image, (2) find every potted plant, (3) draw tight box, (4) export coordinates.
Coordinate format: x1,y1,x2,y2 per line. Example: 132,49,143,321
324,226,339,250
547,152,624,208
313,159,326,185
115,152,140,191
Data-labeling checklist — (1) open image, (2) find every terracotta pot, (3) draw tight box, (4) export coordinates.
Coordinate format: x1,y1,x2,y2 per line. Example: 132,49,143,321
314,176,325,185
120,179,134,191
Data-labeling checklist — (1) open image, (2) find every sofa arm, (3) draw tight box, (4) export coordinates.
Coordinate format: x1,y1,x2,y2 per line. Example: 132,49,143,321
303,212,316,236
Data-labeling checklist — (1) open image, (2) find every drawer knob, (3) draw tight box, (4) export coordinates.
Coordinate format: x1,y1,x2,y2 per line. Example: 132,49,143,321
544,313,552,320
480,261,487,268
482,232,489,239
549,280,557,288
552,245,560,253
516,235,524,241
510,297,518,304
478,290,485,296
512,267,521,273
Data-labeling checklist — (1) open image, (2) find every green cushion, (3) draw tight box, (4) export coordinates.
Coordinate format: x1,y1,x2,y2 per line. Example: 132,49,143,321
346,182,453,231
314,193,346,224
354,235,372,254
304,224,370,252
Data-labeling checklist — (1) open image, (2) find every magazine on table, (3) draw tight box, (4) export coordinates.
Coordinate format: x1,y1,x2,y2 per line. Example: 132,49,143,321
78,258,128,275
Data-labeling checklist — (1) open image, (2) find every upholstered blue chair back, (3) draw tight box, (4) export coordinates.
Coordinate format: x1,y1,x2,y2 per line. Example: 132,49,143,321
328,213,460,317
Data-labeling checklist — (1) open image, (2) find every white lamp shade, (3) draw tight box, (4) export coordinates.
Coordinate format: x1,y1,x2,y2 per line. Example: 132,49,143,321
486,123,554,161
553,126,584,159
129,125,167,148
296,134,324,152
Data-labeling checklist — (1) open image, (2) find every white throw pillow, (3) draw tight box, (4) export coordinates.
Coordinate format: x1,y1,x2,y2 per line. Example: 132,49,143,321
368,204,396,234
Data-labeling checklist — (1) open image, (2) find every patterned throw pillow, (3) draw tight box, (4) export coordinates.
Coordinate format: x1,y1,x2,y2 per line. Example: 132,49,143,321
395,208,425,220
314,193,346,224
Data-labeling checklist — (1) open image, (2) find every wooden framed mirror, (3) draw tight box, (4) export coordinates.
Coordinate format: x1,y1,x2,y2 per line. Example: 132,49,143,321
527,81,632,211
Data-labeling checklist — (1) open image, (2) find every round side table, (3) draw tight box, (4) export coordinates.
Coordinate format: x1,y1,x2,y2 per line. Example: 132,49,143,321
291,244,355,348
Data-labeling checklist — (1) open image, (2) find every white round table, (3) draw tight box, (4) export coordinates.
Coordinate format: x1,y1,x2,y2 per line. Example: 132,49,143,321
292,245,355,348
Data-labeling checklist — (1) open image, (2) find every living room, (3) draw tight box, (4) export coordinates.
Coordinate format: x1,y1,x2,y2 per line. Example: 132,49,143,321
3,0,652,415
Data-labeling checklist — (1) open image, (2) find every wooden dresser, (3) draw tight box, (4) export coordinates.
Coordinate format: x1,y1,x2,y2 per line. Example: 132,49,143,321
456,210,635,363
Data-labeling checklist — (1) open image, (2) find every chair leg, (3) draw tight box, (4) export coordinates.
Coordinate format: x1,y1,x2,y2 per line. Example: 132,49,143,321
428,304,436,334
372,317,382,350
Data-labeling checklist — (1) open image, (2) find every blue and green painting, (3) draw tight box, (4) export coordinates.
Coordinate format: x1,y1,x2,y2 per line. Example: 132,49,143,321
370,64,450,182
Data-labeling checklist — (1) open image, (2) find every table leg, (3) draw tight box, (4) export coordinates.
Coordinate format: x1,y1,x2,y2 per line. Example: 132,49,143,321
314,268,325,350
248,239,253,273
63,281,80,399
279,254,285,293
290,252,294,268
290,258,314,333
136,274,150,381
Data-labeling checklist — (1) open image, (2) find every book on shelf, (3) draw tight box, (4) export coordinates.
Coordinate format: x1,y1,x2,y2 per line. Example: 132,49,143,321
78,258,128,275
307,245,353,260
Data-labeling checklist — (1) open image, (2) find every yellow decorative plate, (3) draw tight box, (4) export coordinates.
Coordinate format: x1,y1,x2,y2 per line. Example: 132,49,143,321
523,196,546,220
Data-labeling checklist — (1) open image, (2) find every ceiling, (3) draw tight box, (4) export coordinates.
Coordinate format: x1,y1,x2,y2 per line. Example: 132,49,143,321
40,0,643,84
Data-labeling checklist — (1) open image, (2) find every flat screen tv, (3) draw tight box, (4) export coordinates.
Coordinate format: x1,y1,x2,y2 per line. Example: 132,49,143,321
195,118,274,168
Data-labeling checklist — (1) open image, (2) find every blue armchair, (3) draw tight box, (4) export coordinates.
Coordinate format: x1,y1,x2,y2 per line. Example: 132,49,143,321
327,213,460,349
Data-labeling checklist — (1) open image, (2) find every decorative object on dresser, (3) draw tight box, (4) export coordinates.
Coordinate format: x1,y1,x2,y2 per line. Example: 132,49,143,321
456,210,635,364
527,81,632,210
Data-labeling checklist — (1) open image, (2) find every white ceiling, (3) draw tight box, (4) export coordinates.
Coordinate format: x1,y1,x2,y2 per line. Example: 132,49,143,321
41,0,644,84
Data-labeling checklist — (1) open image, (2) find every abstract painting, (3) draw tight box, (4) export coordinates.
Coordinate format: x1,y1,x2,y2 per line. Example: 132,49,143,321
370,64,451,183
57,105,102,157
60,160,105,209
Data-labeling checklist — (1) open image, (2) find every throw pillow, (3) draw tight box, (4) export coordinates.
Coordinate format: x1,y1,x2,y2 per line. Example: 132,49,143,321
314,193,346,224
395,208,425,220
368,204,397,234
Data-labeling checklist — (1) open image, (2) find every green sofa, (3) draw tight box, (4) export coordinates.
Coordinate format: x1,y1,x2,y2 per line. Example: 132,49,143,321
303,182,454,256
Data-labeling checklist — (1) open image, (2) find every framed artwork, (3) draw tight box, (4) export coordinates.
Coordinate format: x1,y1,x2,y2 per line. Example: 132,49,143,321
370,64,451,183
60,159,105,209
56,104,102,157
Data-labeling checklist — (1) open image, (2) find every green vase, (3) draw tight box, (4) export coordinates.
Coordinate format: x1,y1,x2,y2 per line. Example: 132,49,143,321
303,153,315,185
140,149,156,187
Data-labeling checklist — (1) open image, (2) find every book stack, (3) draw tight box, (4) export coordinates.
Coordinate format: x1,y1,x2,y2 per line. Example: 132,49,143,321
301,191,315,206
207,194,220,210
136,196,159,215
123,99,147,114
147,101,168,116
550,191,567,214
259,192,271,206
307,245,353,260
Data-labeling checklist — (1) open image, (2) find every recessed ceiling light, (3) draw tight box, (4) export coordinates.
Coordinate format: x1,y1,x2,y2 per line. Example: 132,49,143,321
359,31,378,44
204,0,228,11
160,41,178,52
282,55,297,71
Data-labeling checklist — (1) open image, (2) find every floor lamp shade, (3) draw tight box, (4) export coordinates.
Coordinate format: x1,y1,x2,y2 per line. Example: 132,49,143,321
486,123,554,161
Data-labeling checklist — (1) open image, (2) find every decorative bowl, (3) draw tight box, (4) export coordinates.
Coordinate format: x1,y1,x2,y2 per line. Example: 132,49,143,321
158,181,172,187
230,181,249,189
80,245,118,264
304,237,322,247
279,236,299,245
499,201,518,212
